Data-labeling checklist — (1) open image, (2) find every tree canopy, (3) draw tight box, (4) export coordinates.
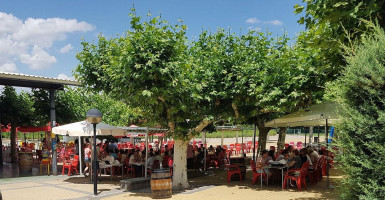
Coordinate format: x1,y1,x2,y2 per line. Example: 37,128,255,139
295,0,385,78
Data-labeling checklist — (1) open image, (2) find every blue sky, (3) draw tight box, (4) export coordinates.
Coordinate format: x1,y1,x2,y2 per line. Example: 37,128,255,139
0,0,305,80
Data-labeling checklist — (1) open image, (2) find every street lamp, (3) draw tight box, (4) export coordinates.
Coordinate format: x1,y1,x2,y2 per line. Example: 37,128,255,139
86,108,102,196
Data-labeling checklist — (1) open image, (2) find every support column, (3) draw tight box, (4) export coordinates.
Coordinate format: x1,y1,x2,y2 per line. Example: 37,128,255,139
50,89,58,175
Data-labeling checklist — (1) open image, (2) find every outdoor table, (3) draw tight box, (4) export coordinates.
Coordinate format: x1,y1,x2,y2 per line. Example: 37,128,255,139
261,164,288,189
99,162,123,179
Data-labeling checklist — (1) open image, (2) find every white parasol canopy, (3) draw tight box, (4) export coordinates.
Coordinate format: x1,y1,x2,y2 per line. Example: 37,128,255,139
52,120,125,136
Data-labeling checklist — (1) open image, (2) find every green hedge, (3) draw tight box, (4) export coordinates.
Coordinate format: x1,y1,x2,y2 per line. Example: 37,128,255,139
334,24,385,199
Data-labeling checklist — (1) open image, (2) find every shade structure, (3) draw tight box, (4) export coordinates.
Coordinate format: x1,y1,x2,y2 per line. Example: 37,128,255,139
265,102,340,128
52,120,125,137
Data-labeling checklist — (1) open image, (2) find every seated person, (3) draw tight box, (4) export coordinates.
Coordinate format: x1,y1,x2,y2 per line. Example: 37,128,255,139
110,149,118,160
265,150,275,163
129,149,143,176
276,149,290,161
162,151,172,168
103,149,115,165
256,150,272,179
287,149,303,169
42,147,51,162
147,152,155,170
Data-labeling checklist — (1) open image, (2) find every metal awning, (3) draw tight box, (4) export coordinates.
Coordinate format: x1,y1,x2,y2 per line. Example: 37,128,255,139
0,72,81,90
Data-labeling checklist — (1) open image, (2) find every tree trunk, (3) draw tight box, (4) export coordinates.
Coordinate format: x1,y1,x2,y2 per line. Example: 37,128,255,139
172,138,189,190
10,126,17,163
277,127,287,153
256,122,271,156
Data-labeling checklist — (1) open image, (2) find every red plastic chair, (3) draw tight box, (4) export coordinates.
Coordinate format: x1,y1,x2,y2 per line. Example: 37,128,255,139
124,158,136,178
246,141,252,153
284,143,290,149
225,164,243,183
317,155,326,180
283,161,310,190
307,157,319,184
235,144,241,155
62,155,79,176
250,160,267,185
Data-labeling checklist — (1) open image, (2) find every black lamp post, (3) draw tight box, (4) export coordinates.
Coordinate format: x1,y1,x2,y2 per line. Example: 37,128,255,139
86,108,102,196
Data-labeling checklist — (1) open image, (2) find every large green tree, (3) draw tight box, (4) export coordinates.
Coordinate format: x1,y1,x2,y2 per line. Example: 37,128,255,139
0,86,34,163
75,10,217,189
191,29,324,151
332,24,385,200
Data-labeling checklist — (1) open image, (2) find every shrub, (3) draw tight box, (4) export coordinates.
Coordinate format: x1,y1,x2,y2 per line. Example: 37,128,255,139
334,24,385,200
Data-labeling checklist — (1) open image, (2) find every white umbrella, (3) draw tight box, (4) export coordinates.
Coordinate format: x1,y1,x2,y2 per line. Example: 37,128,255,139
52,120,125,137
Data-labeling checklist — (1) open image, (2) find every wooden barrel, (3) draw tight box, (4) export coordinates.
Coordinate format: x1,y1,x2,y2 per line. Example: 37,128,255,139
18,152,33,174
229,157,246,181
151,169,172,199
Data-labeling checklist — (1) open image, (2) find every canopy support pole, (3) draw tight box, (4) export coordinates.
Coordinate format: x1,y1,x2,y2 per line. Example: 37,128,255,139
144,128,149,178
241,127,244,157
253,124,257,161
326,119,332,188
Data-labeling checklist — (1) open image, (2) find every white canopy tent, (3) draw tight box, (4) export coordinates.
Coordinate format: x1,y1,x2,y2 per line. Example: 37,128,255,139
52,120,125,137
265,102,340,128
122,126,169,177
52,120,125,175
265,102,340,188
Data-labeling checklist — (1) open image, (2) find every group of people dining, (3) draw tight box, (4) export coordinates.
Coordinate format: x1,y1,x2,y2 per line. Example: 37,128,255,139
82,140,175,177
254,144,328,185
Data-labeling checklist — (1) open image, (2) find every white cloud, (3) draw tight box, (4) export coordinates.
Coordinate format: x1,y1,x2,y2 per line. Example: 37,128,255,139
246,17,260,24
57,73,73,80
246,17,283,26
59,44,73,54
19,46,57,69
265,20,283,26
0,12,94,71
248,26,261,32
0,63,18,72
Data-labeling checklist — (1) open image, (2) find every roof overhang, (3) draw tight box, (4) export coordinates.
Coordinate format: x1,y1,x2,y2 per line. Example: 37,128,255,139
0,72,81,90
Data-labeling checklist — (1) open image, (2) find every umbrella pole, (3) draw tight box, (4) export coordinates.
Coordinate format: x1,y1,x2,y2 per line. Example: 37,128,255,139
79,136,83,175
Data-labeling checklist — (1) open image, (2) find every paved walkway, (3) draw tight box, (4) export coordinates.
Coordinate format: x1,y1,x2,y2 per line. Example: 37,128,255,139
0,174,129,200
